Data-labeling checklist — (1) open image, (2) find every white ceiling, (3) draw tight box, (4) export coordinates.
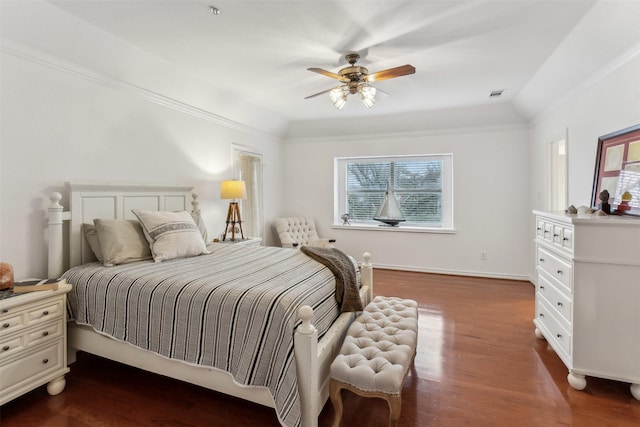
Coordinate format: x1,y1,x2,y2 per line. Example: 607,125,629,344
14,1,640,125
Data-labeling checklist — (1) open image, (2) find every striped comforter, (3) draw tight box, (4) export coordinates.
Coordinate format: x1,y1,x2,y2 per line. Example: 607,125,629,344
65,243,357,427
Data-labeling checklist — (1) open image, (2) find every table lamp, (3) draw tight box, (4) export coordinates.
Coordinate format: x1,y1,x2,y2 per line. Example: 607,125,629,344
220,180,247,241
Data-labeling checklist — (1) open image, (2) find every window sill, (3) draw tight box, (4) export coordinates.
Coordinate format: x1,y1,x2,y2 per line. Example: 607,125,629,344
331,224,456,234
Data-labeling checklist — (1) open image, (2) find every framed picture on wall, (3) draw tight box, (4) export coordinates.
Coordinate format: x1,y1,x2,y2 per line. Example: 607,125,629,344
591,124,640,216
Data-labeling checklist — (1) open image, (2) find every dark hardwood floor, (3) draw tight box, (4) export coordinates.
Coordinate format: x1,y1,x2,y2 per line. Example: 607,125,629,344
1,269,638,426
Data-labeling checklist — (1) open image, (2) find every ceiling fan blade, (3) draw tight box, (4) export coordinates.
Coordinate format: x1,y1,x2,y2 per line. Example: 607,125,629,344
365,64,416,82
307,68,348,82
304,86,342,99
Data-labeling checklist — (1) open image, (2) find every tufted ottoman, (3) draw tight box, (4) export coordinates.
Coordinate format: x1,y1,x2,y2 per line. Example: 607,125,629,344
329,296,418,427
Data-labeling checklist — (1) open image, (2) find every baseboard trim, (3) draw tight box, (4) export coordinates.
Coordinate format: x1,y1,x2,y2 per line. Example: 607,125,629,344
373,263,532,282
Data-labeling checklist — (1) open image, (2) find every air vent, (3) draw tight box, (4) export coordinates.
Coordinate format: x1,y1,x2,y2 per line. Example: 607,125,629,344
489,89,505,98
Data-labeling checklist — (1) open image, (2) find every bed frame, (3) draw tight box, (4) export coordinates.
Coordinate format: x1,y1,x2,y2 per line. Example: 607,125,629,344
47,183,373,427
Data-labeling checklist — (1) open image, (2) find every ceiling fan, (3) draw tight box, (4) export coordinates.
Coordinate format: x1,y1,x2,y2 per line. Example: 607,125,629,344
305,53,416,109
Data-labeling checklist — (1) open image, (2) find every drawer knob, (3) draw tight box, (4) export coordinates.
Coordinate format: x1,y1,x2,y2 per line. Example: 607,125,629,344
2,309,7,313
553,233,559,237
43,311,49,316
556,333,562,339
563,237,569,241
2,345,9,351
539,285,545,290
2,323,9,328
42,331,49,337
557,270,563,275
536,227,542,231
539,258,545,262
557,302,563,307
539,313,544,318
42,358,49,364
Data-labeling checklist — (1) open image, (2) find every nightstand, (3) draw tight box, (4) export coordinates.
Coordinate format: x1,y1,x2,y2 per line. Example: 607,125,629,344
0,282,72,405
214,237,262,247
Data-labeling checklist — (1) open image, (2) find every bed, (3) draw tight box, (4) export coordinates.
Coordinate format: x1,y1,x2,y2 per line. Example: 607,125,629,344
47,183,373,427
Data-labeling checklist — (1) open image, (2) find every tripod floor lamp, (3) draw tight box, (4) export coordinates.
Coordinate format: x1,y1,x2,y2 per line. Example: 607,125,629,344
220,180,247,241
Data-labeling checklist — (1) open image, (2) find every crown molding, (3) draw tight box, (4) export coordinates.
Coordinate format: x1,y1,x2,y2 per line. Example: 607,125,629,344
284,123,528,145
1,40,267,136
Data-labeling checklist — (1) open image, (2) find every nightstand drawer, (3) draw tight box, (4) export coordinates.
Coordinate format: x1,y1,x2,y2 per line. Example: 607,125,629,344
0,339,65,392
26,299,63,325
0,314,23,337
27,319,63,347
0,297,64,338
0,335,24,360
536,246,572,292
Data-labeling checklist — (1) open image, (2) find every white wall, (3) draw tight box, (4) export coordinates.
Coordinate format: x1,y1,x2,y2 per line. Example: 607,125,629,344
0,5,285,280
528,55,640,277
284,124,530,279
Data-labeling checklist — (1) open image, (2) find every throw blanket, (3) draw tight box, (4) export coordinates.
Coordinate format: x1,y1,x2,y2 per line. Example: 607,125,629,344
64,244,355,427
300,246,363,312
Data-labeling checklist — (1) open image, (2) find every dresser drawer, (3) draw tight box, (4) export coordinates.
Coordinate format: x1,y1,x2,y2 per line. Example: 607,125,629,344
536,246,572,292
536,297,572,357
536,272,572,324
0,339,65,392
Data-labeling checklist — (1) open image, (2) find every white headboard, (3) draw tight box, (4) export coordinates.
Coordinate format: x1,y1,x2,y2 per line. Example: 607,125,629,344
48,183,197,277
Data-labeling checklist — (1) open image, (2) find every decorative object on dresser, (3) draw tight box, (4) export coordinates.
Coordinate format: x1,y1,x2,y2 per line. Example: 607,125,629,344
0,262,14,290
591,124,640,216
533,210,640,401
220,180,247,241
0,281,72,405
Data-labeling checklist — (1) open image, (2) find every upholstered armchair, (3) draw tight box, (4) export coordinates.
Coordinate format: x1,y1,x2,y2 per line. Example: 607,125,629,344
273,217,336,249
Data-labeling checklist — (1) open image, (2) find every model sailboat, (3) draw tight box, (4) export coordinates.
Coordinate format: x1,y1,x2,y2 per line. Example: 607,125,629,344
374,182,406,226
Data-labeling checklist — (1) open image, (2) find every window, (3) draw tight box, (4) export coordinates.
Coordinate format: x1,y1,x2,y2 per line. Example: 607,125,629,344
335,154,453,229
233,146,263,238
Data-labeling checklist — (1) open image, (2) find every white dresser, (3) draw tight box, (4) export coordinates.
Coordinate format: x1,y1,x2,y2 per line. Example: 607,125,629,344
0,283,72,405
533,210,640,400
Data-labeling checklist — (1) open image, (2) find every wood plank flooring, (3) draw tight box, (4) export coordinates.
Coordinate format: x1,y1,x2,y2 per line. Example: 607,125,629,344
1,269,638,426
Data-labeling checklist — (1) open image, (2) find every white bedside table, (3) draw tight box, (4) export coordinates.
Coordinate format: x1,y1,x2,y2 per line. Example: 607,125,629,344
0,282,72,405
214,237,262,247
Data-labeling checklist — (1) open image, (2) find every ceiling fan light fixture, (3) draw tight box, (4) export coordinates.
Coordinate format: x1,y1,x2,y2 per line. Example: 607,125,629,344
359,85,377,108
329,87,348,110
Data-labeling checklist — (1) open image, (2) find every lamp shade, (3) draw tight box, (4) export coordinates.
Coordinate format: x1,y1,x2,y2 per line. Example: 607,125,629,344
220,180,247,200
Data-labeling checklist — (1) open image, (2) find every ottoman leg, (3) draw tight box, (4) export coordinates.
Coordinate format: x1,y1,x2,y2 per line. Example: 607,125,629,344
330,379,344,427
387,393,402,427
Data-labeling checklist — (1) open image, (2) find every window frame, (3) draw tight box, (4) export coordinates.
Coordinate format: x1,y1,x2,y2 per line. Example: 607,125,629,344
334,153,454,232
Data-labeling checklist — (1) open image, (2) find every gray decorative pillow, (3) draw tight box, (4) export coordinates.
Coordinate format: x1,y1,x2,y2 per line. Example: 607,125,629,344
83,223,104,263
132,210,210,262
93,219,152,266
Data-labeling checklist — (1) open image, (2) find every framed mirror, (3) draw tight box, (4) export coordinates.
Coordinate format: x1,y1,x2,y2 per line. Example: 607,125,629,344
591,124,640,216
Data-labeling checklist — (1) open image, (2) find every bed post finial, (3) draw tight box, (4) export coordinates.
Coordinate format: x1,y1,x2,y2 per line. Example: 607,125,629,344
297,306,315,335
191,192,200,214
48,192,65,278
361,252,373,304
294,305,319,427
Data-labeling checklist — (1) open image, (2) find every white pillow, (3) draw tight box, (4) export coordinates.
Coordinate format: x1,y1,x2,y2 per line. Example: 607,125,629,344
132,210,210,262
93,219,153,266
